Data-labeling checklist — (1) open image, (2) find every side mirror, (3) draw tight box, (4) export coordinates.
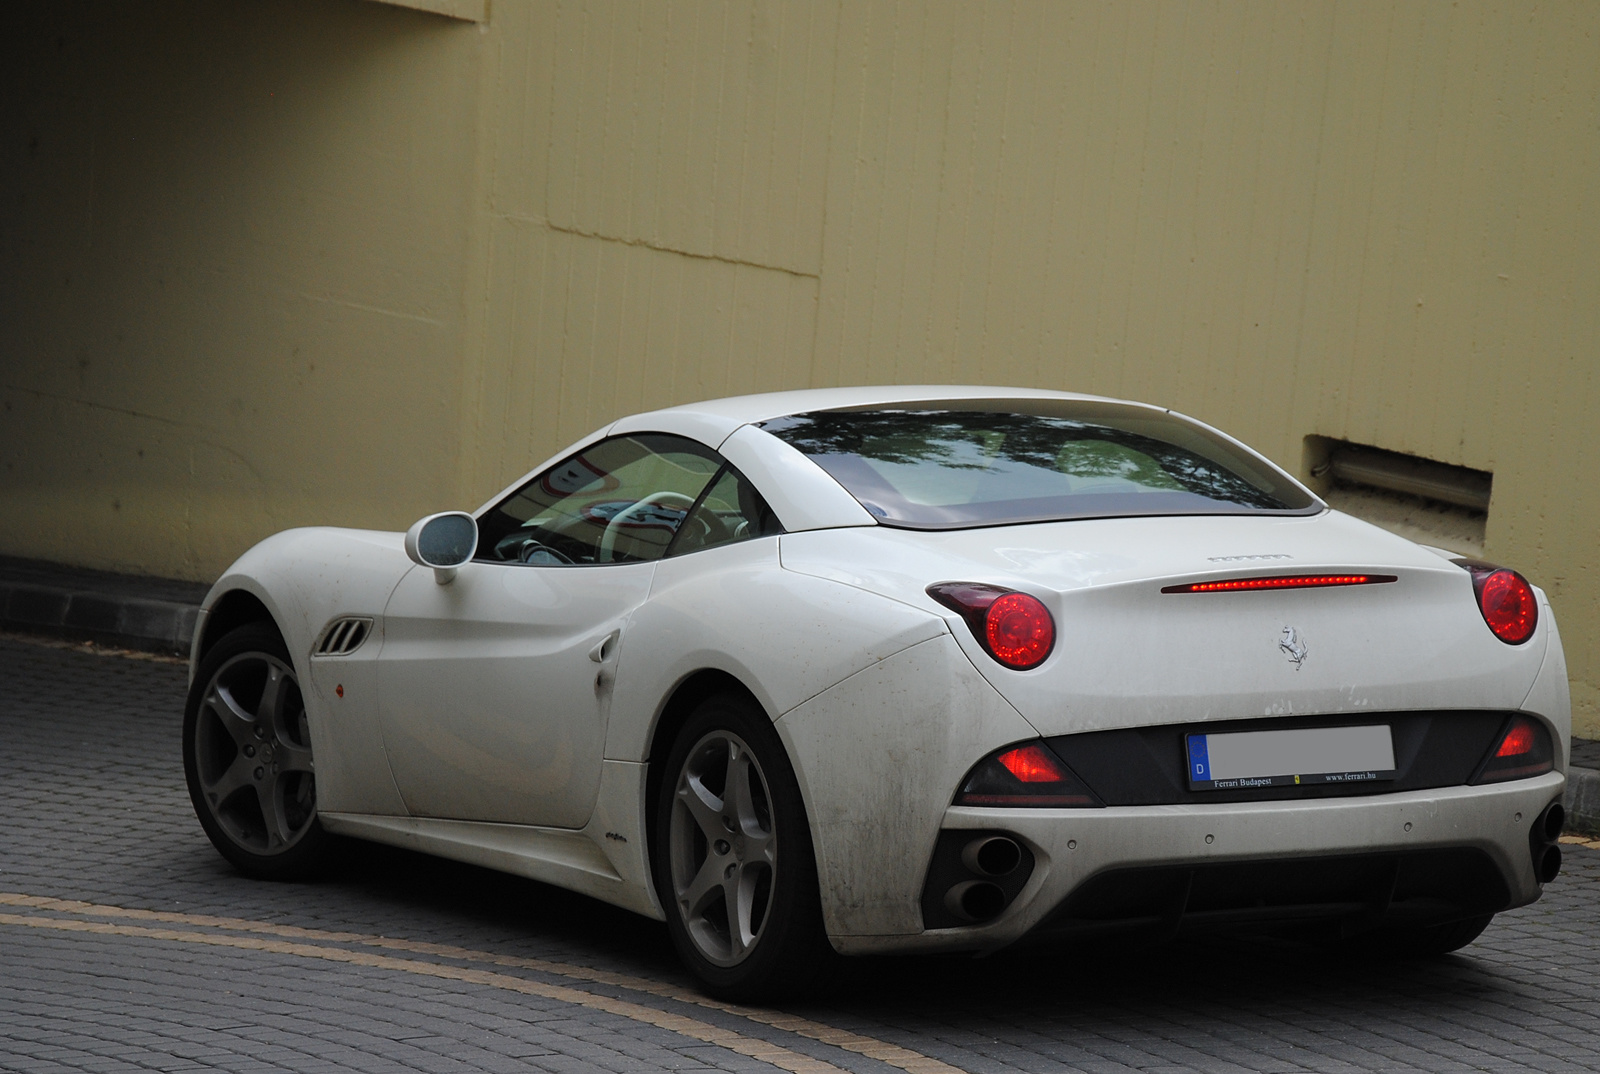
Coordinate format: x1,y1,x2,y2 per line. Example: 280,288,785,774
404,512,479,585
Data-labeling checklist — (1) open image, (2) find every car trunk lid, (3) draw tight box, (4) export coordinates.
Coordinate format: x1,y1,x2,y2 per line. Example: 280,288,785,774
779,511,1546,736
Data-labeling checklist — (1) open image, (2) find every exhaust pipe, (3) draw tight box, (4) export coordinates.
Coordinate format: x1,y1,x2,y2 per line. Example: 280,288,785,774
1530,801,1564,884
919,828,1036,930
944,880,1007,923
961,835,1023,877
1540,802,1565,842
1535,844,1562,885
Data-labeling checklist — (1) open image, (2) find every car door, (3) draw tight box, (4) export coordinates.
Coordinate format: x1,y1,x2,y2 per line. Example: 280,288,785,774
374,433,728,828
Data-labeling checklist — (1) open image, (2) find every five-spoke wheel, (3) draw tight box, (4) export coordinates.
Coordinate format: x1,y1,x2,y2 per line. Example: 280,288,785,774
668,728,777,966
183,623,329,878
653,693,832,1000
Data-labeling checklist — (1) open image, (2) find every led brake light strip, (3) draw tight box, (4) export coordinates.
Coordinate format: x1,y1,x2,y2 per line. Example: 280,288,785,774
1161,574,1398,594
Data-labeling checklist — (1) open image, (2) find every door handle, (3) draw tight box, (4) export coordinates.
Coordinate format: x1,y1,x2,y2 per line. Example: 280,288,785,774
588,629,621,664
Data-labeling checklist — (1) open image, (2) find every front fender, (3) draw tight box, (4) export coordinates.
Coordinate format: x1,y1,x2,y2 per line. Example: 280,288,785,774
195,526,414,815
198,527,412,662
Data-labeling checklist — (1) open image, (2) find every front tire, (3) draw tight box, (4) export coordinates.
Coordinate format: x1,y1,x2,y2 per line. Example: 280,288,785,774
183,622,330,879
653,692,832,1001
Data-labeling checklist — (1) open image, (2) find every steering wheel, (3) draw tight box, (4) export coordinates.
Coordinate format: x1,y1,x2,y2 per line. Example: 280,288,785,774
598,491,697,562
515,538,574,565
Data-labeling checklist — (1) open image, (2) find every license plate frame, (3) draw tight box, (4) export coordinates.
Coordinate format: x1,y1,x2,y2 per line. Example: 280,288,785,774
1185,724,1397,791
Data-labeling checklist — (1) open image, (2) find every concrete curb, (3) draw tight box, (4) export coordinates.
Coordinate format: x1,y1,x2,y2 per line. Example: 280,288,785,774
0,557,206,657
1,581,199,655
1567,766,1600,835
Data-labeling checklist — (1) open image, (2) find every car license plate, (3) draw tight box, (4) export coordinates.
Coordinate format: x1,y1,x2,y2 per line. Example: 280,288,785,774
1186,725,1396,790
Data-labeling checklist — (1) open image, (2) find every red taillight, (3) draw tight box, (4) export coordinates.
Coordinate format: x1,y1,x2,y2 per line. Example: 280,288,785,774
1161,574,1397,594
927,582,1056,670
1476,568,1538,645
985,593,1054,669
996,743,1069,783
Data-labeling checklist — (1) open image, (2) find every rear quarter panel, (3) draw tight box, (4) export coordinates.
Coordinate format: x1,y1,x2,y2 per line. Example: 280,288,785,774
603,537,950,762
774,633,1038,939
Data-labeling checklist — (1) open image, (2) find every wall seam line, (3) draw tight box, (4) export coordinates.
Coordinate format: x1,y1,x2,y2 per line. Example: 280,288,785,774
488,212,820,280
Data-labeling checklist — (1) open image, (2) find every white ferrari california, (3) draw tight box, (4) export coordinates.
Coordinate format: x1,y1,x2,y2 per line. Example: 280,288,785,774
183,386,1571,999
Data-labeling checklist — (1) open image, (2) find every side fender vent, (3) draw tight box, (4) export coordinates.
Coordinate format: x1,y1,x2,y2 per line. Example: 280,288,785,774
314,617,374,657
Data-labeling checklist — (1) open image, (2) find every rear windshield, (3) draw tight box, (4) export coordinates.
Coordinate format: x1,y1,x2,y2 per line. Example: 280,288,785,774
760,401,1318,529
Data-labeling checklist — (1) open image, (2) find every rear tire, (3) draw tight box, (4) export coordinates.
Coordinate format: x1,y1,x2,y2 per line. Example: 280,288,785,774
183,622,331,880
653,692,833,1001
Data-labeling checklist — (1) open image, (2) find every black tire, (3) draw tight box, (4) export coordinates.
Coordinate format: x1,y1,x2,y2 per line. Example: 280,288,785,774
653,692,834,1001
183,622,331,880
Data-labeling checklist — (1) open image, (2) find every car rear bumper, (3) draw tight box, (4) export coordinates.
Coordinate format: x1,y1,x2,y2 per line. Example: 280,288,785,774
830,772,1565,955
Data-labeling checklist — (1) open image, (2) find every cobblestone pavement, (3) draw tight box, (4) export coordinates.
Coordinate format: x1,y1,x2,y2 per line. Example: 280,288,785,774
2,634,1598,1074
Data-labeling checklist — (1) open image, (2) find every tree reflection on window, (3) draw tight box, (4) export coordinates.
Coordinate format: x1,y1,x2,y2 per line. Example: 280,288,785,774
762,407,1312,529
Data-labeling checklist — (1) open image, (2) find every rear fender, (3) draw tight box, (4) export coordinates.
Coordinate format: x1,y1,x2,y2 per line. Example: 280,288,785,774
603,537,948,763
1519,592,1572,770
774,633,1038,940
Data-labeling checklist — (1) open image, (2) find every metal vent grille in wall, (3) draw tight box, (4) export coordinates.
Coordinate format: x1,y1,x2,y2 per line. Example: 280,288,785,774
315,617,374,657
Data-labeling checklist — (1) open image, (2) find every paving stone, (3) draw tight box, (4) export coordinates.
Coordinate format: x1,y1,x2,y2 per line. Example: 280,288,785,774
2,634,1600,1074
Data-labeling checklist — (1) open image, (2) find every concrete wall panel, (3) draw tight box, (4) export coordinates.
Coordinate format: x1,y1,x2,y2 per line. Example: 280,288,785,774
464,216,817,498
502,0,836,276
1,0,1595,729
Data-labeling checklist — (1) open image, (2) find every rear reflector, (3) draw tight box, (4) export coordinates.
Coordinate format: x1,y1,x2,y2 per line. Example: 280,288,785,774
1162,574,1398,594
996,743,1070,783
1496,719,1538,758
956,741,1102,808
1473,714,1554,783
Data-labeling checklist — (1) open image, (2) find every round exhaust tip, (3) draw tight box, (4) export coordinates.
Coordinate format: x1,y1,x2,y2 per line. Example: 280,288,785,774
1540,803,1565,843
944,880,1007,923
1536,843,1562,885
961,836,1023,877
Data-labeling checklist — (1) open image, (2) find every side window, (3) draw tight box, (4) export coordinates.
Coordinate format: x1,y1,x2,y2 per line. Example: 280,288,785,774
667,466,784,558
478,434,722,565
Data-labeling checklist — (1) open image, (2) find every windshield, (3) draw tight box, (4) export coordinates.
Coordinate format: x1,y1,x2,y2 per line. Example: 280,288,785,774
760,401,1318,529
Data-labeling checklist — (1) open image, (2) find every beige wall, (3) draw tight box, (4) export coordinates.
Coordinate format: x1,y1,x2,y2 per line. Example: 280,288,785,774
2,0,1596,732
1,0,485,575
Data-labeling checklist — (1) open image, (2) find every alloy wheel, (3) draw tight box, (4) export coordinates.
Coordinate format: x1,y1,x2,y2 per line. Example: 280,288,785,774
192,650,317,855
667,729,777,967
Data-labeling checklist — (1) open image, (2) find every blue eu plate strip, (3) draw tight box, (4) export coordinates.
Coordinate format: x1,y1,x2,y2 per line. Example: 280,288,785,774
1187,734,1210,783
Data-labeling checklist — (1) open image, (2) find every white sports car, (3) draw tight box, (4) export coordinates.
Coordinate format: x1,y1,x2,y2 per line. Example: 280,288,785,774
183,386,1571,999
